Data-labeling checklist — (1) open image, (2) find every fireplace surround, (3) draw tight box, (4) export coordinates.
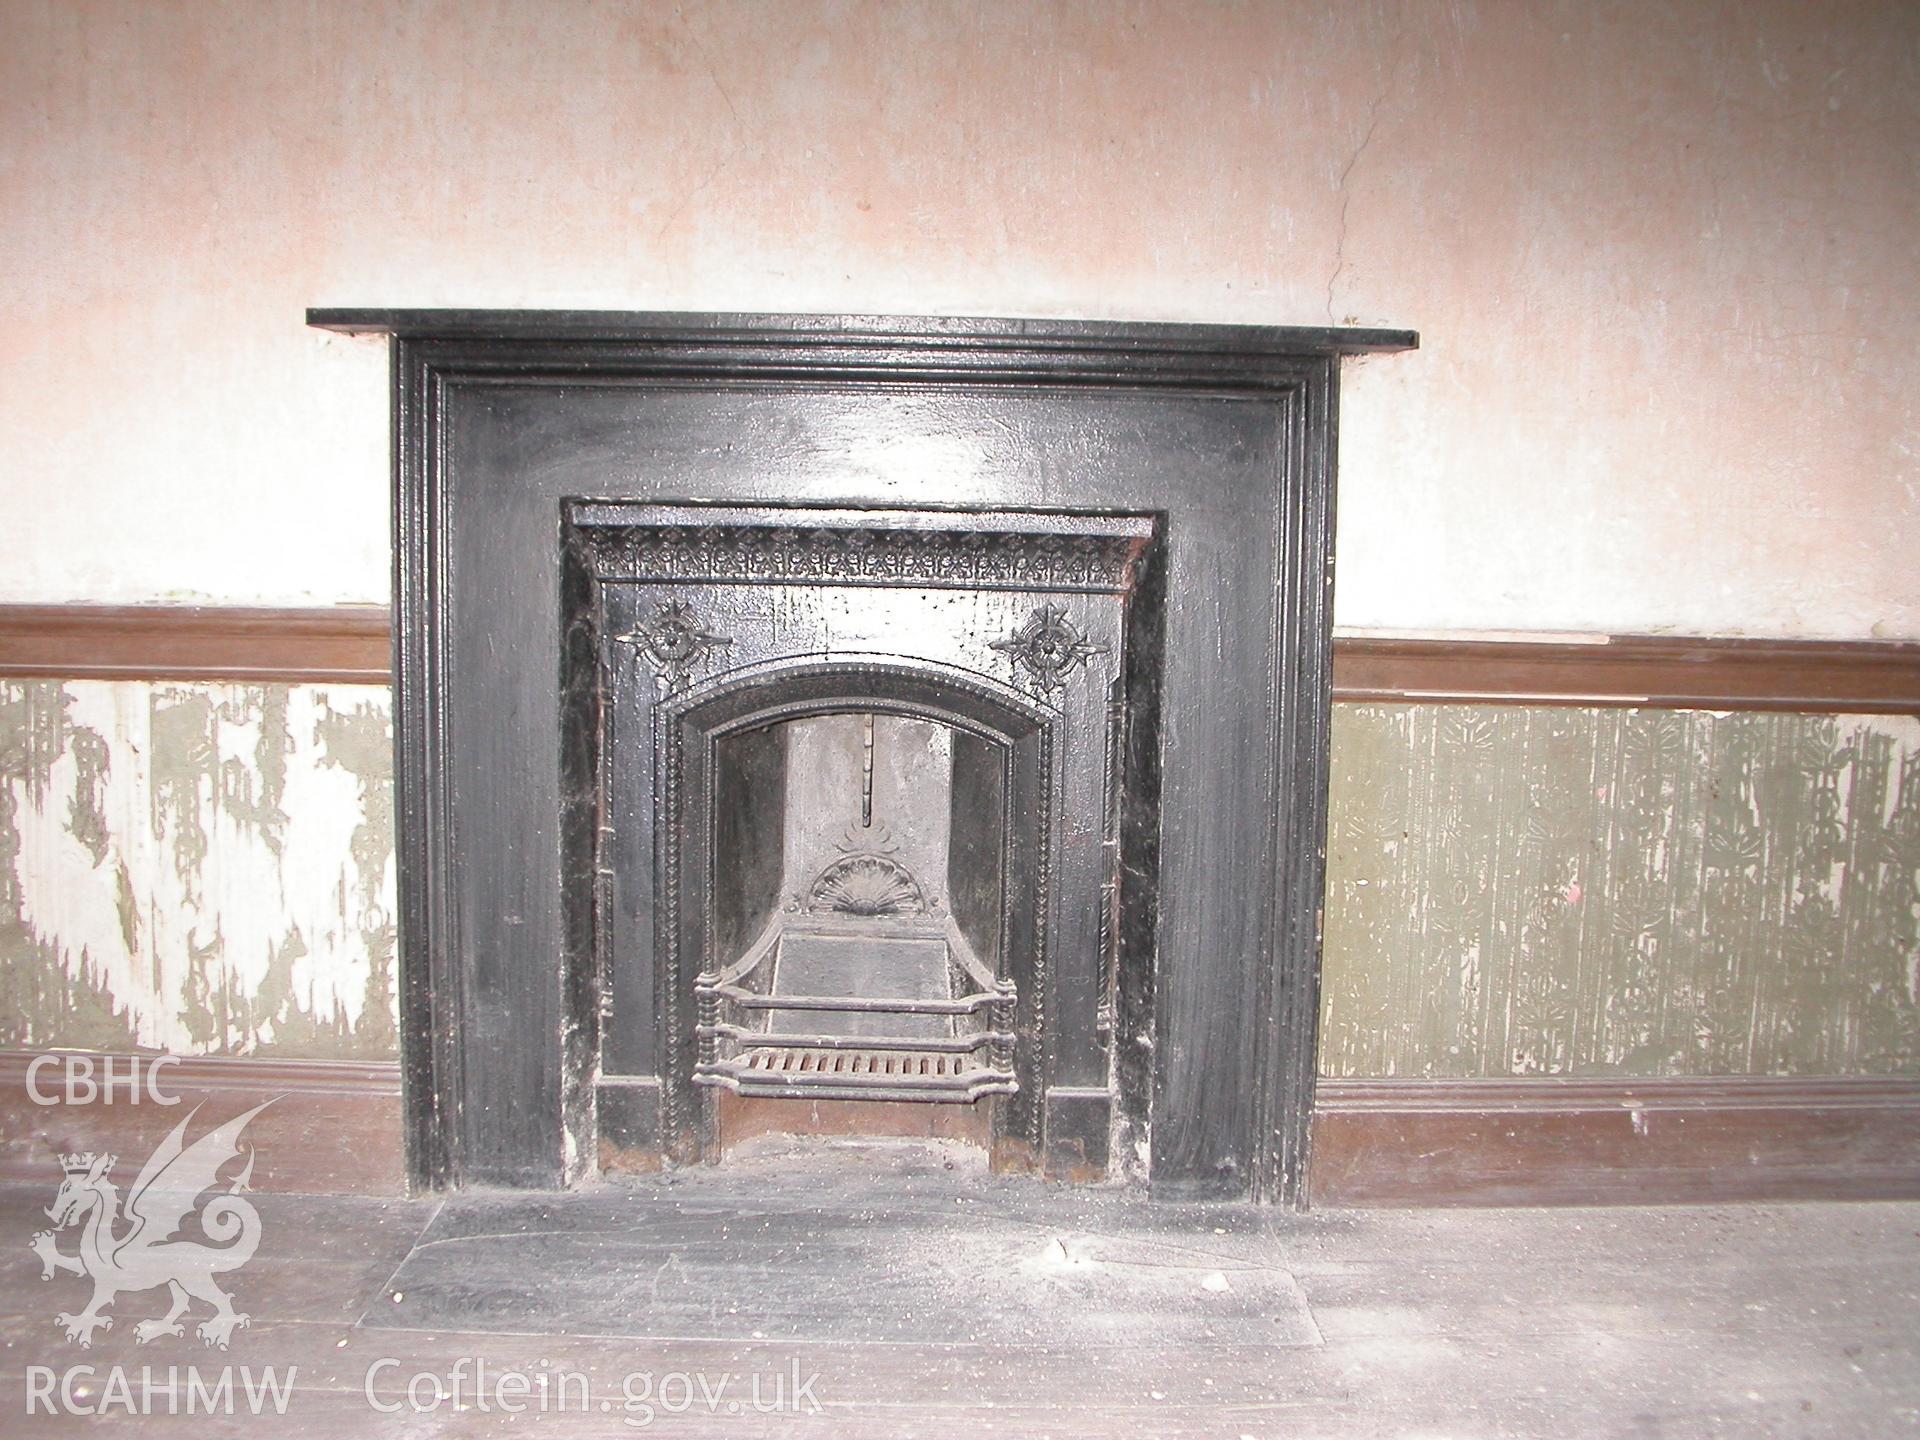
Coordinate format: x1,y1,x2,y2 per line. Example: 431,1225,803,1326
311,310,1415,1205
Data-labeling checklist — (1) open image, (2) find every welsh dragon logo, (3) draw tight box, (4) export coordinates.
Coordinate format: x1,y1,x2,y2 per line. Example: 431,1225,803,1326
28,1100,273,1349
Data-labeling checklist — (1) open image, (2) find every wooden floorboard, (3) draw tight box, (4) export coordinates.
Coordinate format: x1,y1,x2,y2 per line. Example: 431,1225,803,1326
2,1140,1916,1436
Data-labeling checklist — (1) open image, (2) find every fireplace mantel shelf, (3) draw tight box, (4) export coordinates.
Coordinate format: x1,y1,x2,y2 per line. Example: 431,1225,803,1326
307,307,1418,356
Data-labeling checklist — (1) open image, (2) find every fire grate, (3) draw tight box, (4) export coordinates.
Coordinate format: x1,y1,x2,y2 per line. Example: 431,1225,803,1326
747,1047,971,1079
693,895,1020,1106
713,1044,1017,1103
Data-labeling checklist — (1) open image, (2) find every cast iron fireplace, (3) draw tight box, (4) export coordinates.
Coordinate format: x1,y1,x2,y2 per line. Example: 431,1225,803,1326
312,310,1415,1205
565,504,1152,1173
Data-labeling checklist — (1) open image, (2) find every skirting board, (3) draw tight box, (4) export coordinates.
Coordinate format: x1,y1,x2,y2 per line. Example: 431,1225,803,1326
1310,1075,1920,1207
6,1055,1916,1206
0,1052,404,1196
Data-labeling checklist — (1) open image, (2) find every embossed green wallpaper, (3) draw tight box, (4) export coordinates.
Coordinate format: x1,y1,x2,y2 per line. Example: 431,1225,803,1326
1321,705,1920,1078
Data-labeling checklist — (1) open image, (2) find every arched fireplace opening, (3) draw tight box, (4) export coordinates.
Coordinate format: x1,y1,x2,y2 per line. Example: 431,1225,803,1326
699,710,1012,1156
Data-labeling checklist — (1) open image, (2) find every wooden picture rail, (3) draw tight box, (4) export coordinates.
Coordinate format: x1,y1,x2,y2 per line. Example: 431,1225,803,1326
0,605,392,684
2,606,1916,711
1333,633,1920,714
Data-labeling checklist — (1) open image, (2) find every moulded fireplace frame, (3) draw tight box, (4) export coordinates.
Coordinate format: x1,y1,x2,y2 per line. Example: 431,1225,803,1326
310,308,1416,1207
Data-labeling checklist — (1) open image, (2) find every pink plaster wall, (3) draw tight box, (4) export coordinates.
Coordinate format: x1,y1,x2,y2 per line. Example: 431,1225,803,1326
2,1,1915,636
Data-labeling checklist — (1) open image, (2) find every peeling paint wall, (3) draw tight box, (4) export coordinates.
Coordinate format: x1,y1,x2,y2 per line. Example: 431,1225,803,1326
9,680,1916,1080
2,0,1917,635
0,681,396,1058
1321,706,1920,1078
